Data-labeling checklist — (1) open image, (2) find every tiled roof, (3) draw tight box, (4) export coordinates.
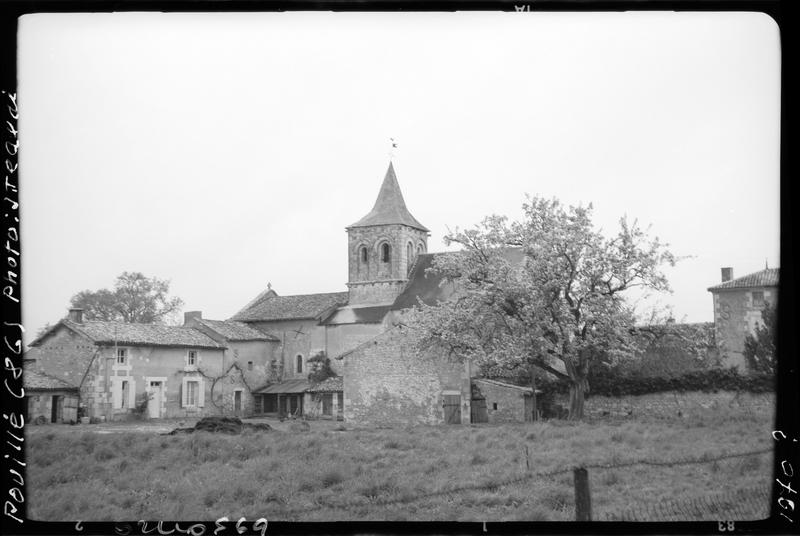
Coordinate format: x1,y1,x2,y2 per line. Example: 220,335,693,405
54,320,225,349
306,376,343,393
321,305,391,325
473,378,539,394
24,365,79,391
195,319,279,341
391,248,525,311
347,162,429,232
231,291,349,322
255,379,309,394
708,268,779,291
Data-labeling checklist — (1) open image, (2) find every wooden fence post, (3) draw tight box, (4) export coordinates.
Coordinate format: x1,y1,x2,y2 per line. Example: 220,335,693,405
573,466,591,521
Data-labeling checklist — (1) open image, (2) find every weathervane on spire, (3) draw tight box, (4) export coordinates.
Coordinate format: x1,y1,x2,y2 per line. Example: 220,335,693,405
389,137,398,160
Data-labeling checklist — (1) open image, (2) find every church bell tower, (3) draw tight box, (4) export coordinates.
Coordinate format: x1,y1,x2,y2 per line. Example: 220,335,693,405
346,162,429,305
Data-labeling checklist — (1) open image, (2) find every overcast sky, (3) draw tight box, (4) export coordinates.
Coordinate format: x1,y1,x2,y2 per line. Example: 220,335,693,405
18,11,780,340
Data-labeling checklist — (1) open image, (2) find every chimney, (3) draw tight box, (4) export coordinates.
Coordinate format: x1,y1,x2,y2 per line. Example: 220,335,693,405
721,267,733,283
68,308,84,324
183,311,202,326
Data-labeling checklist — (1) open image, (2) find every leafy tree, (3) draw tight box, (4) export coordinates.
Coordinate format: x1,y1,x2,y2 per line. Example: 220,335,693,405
69,272,184,324
743,303,777,375
307,351,336,384
404,196,678,420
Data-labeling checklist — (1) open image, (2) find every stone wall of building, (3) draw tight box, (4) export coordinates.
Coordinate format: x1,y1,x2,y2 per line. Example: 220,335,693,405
30,327,97,388
342,327,471,425
713,287,777,371
472,380,530,424
26,390,79,424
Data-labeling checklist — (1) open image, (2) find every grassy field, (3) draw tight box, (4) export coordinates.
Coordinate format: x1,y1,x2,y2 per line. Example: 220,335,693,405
26,406,773,522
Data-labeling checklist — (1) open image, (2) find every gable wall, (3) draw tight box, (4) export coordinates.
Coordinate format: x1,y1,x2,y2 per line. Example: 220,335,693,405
30,326,97,388
712,287,777,371
342,328,471,425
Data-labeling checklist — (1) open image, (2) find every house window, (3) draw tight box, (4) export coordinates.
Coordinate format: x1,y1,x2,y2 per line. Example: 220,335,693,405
493,402,498,410
121,380,129,409
360,246,368,263
296,354,303,374
116,348,127,365
187,350,198,366
247,361,253,371
752,291,765,308
185,381,199,407
381,243,391,263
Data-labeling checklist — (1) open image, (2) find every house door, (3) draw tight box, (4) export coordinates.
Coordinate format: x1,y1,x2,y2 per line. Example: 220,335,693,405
471,397,488,423
443,394,461,424
234,391,242,415
148,382,163,419
524,394,535,422
51,395,61,423
321,394,333,417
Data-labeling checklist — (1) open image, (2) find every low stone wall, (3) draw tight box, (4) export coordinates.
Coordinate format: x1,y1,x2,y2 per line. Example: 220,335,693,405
555,390,774,419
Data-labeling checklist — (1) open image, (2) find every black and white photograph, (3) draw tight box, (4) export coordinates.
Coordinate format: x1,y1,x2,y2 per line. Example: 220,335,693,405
5,5,789,526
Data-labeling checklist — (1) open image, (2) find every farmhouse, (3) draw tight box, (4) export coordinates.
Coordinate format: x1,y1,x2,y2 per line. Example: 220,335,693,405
26,308,279,421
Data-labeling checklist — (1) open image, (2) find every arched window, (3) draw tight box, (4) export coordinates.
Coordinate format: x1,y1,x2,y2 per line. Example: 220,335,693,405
296,354,303,374
381,243,391,263
407,242,414,271
360,246,368,263
417,243,425,254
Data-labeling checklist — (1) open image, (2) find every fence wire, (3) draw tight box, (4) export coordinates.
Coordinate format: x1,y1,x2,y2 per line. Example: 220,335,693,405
272,447,773,520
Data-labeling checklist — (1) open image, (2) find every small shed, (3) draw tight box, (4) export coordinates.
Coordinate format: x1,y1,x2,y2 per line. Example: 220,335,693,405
24,367,80,424
471,378,542,424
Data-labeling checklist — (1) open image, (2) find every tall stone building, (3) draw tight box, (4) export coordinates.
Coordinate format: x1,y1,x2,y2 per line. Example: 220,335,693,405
708,266,779,371
346,162,429,305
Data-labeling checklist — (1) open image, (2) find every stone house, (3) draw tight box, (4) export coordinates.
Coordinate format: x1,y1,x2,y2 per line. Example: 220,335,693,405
708,266,779,371
27,308,274,421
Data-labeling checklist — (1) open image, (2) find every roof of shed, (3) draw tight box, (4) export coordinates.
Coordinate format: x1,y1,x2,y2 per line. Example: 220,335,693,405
473,378,539,393
231,291,349,322
707,268,779,291
255,379,310,394
195,318,279,341
24,365,79,391
30,320,226,349
347,162,429,232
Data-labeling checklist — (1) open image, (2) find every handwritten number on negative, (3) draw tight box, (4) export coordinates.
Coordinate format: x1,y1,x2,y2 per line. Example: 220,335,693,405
718,521,735,531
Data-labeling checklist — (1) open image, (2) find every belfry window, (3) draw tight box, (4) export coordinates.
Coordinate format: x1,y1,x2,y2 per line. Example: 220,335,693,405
296,354,303,374
381,243,391,263
360,246,368,263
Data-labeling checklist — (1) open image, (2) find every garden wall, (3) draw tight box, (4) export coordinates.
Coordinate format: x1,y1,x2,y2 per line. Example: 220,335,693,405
555,390,775,419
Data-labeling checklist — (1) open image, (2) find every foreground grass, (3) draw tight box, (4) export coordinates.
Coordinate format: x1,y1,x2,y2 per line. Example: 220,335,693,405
27,406,773,521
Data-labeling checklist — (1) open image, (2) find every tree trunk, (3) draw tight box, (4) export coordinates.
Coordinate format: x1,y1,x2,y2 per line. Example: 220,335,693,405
529,365,538,422
568,378,587,420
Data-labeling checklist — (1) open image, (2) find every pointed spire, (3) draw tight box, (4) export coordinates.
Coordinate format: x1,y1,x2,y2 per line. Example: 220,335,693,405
347,162,429,232
765,258,769,270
